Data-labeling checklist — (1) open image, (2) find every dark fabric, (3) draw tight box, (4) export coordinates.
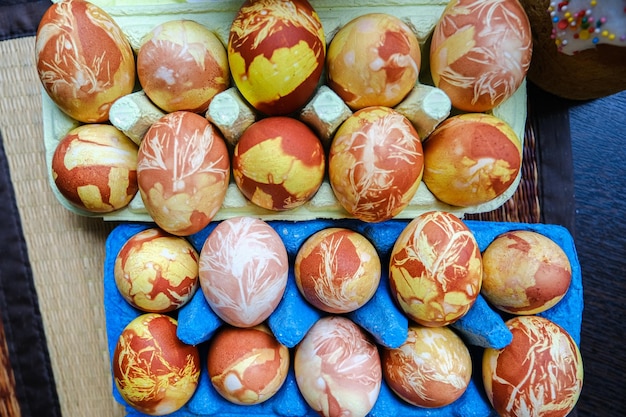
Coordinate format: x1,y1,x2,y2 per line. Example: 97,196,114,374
0,0,51,41
0,131,61,417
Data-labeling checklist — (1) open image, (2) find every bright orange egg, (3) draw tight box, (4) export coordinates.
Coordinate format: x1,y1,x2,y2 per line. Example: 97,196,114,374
35,0,135,123
483,316,583,417
329,106,423,222
233,117,325,211
327,13,421,110
207,324,289,405
228,0,326,115
389,211,482,327
114,228,199,313
51,124,138,213
113,314,200,416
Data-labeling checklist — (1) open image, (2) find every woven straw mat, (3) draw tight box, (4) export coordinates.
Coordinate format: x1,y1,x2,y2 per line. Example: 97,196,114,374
0,35,540,417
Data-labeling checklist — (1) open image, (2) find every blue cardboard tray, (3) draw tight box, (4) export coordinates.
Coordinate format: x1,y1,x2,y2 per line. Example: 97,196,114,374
103,218,583,417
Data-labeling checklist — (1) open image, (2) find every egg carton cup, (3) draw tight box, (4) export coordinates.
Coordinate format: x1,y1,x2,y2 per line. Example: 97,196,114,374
42,0,528,223
103,219,583,417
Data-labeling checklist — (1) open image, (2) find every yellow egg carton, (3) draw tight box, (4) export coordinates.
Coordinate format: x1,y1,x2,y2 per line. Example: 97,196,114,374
41,0,527,222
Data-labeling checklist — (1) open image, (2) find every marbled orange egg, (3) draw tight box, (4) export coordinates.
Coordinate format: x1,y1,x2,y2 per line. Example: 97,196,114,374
329,106,423,222
482,230,572,315
199,216,288,328
51,124,138,213
137,111,230,236
430,0,532,112
422,113,522,207
327,13,421,110
294,228,381,314
389,211,483,327
113,313,200,416
483,316,583,417
233,117,325,211
228,0,325,115
137,19,230,113
207,324,289,405
382,325,472,408
294,316,382,417
114,228,199,313
35,0,135,123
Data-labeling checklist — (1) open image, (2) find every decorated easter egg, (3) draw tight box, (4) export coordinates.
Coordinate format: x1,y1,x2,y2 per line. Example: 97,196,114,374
51,124,138,213
422,113,522,207
113,313,200,416
228,0,326,115
327,13,421,110
294,316,382,417
199,216,289,328
35,0,135,122
483,316,584,417
137,111,230,236
482,230,572,315
294,227,381,314
114,228,199,313
329,106,423,222
233,117,325,211
430,0,532,112
389,211,483,327
382,325,472,408
137,19,230,113
207,324,290,405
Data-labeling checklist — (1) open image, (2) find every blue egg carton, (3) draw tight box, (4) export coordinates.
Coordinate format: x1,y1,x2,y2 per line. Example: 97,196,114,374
103,219,583,417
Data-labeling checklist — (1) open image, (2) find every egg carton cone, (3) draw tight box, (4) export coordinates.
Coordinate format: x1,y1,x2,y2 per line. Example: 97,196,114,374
42,0,528,223
103,218,583,417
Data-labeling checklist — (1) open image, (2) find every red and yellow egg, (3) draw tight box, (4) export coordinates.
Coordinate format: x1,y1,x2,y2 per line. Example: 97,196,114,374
114,228,199,313
113,313,201,416
137,111,230,236
422,113,522,207
430,0,532,112
481,230,572,315
35,0,135,123
51,124,138,213
389,211,483,327
382,325,472,408
329,106,423,223
228,0,326,116
294,228,381,314
233,117,325,211
327,13,421,110
207,324,290,405
483,316,583,417
137,19,230,113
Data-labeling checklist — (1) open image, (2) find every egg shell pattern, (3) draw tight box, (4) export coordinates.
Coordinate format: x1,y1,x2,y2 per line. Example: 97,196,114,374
228,0,326,116
422,113,522,207
429,0,532,112
294,316,382,417
113,313,201,416
382,325,472,408
35,0,135,123
482,230,572,315
326,13,421,110
207,324,290,405
233,117,325,211
137,19,230,113
295,228,381,313
137,111,230,236
114,227,199,313
329,106,424,223
482,316,583,417
389,211,483,327
51,124,138,213
198,216,289,328
104,219,583,417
